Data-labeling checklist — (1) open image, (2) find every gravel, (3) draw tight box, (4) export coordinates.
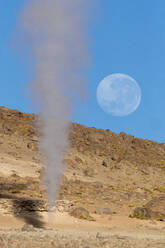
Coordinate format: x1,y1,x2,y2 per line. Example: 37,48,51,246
0,228,164,248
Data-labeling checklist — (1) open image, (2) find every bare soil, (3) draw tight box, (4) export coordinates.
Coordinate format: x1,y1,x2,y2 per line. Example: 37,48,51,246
0,106,165,247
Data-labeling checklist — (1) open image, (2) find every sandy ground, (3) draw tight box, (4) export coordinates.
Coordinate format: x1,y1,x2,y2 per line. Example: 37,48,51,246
0,155,165,247
0,209,165,247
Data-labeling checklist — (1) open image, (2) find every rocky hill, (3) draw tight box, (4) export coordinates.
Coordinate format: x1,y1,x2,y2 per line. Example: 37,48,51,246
0,106,165,247
0,106,165,216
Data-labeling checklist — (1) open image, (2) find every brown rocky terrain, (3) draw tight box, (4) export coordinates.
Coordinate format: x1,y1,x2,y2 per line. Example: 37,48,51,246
0,106,165,247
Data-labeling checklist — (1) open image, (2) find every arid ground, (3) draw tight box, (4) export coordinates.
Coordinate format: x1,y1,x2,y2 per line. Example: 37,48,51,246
0,106,165,247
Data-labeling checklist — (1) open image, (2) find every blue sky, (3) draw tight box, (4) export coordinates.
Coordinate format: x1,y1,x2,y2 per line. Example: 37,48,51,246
1,0,165,142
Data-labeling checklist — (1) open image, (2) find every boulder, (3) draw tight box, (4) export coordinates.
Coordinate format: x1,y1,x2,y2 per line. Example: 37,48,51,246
70,207,94,221
132,207,151,220
132,197,165,221
95,207,112,215
145,196,165,220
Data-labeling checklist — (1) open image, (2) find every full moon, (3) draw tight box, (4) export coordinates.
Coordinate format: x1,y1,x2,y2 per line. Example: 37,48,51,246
97,73,141,117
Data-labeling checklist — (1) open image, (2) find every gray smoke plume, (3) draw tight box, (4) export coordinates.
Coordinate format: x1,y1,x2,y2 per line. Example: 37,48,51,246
19,0,91,207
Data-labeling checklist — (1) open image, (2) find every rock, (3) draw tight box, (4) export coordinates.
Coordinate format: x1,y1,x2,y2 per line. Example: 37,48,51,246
70,207,89,219
61,175,68,185
135,188,144,194
0,237,5,248
83,167,94,177
95,207,112,215
102,160,107,167
111,154,119,161
132,207,151,220
55,200,75,212
92,181,103,189
96,232,101,238
64,159,76,169
145,196,165,220
132,196,165,221
2,122,13,135
119,132,134,143
57,206,64,212
21,224,36,232
27,142,37,151
70,207,94,221
74,156,83,164
88,132,105,142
